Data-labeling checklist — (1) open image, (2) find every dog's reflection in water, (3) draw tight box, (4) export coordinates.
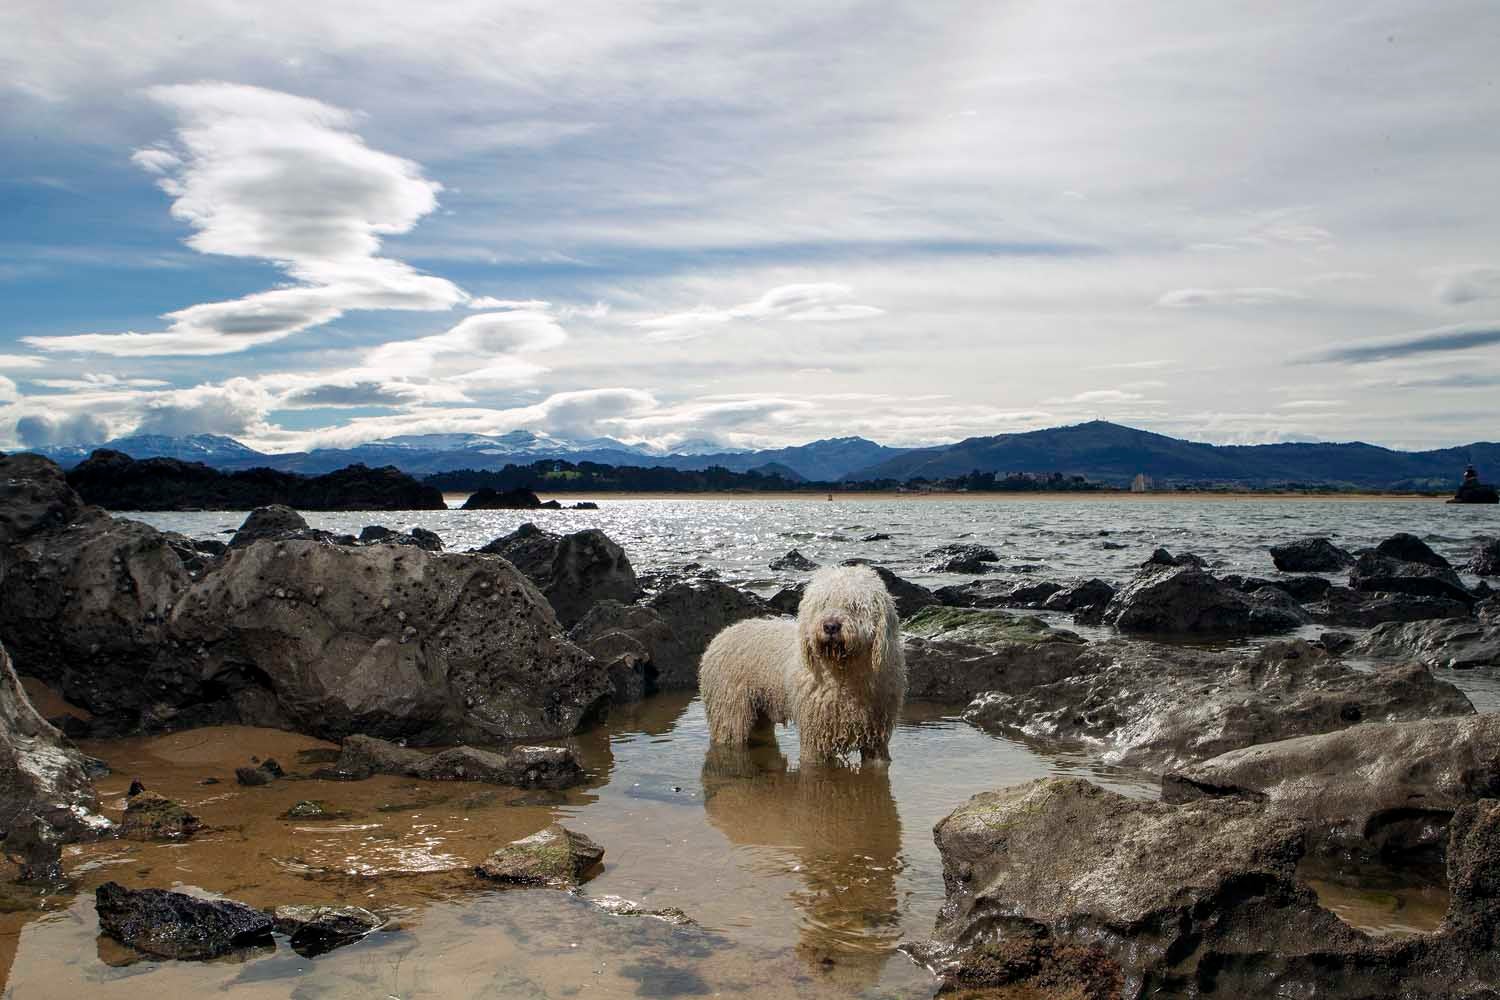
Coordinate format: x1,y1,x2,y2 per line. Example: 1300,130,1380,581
701,739,903,988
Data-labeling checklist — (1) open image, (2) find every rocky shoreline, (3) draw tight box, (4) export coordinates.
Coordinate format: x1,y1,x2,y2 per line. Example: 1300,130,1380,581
3,449,1499,995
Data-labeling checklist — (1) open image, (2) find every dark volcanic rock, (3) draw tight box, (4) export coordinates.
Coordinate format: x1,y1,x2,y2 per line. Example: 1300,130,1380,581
271,904,383,957
461,487,542,510
1350,535,1473,605
1040,578,1115,619
67,450,444,511
1308,586,1473,627
168,539,608,743
924,543,999,574
228,505,311,548
478,524,639,627
839,561,938,618
902,607,1089,703
1,640,106,877
963,639,1473,773
1466,536,1500,577
1143,547,1205,569
768,548,818,572
94,882,274,960
0,454,86,544
1102,564,1305,635
1354,617,1500,670
474,823,604,887
568,601,675,702
1269,536,1353,572
643,582,772,689
234,765,273,787
912,777,1500,999
329,734,583,788
359,525,444,552
934,578,1063,609
768,584,804,614
1222,573,1332,603
1164,713,1500,857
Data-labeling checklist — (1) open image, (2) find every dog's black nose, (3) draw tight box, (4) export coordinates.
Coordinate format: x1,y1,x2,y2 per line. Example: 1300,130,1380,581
823,620,842,636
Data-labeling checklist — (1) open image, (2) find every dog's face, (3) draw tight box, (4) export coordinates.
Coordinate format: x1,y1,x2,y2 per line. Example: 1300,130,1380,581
798,565,894,671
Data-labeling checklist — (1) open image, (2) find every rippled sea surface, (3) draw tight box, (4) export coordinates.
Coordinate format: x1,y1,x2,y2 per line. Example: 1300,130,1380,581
3,496,1493,998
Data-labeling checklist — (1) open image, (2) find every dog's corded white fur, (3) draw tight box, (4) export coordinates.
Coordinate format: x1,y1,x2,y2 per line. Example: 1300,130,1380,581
699,564,906,762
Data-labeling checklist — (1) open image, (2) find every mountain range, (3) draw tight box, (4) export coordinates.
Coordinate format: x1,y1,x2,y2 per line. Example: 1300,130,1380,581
22,421,1499,490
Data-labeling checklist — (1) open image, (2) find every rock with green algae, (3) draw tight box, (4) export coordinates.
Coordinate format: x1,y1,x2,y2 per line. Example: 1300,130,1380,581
474,823,604,888
280,800,350,821
119,791,201,841
900,606,1090,702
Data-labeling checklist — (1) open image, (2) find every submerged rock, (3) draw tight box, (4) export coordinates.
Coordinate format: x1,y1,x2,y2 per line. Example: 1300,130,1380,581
474,823,604,887
271,904,383,957
1269,536,1353,572
95,882,274,960
328,734,583,788
769,548,818,571
478,523,639,627
120,792,201,841
587,895,695,926
963,639,1473,773
1,640,106,877
901,606,1088,703
912,777,1500,999
1354,617,1500,670
1163,713,1500,857
1102,563,1305,635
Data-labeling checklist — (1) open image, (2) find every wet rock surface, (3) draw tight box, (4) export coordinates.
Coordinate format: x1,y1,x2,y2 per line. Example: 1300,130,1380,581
1269,535,1354,572
1309,586,1473,626
933,578,1063,609
1,640,105,877
359,524,444,551
270,904,384,957
1355,617,1500,670
1163,713,1500,857
963,639,1474,773
477,523,640,627
1349,533,1475,605
642,582,772,689
94,881,274,960
474,823,605,888
901,607,1089,703
0,453,87,544
924,544,999,574
327,734,583,788
1465,536,1500,576
768,548,818,571
1102,563,1306,635
913,777,1500,999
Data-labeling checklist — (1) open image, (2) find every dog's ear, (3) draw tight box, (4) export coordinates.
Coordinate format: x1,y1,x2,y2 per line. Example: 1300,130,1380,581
870,588,900,674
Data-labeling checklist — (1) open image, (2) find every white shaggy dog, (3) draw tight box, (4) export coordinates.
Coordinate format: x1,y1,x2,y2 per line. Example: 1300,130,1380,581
699,564,905,762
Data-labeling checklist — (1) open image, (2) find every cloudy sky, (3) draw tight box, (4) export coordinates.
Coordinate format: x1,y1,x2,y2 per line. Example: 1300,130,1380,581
2,1,1498,454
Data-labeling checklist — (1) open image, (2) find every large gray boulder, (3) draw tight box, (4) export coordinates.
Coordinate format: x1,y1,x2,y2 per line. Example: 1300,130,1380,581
911,777,1500,998
643,582,772,689
1269,536,1353,572
228,505,311,548
1102,564,1306,635
0,454,89,544
1354,617,1500,670
839,561,938,618
1163,714,1500,857
168,540,609,743
0,507,196,727
1,641,107,877
900,606,1089,702
1308,586,1473,627
478,523,639,627
963,639,1473,773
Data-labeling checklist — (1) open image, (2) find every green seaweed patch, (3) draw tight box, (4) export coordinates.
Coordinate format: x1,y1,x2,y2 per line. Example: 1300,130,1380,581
903,606,1083,647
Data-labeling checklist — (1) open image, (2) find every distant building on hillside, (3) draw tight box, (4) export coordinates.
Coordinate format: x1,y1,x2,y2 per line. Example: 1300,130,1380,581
1130,473,1154,493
